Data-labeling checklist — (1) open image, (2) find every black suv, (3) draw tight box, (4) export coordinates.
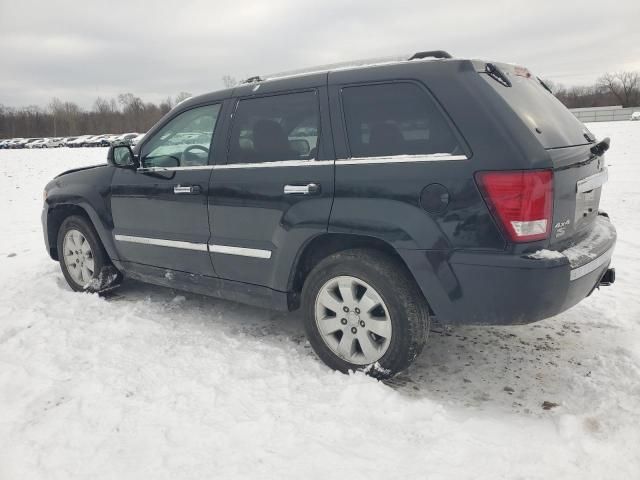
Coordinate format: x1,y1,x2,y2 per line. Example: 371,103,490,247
42,51,616,378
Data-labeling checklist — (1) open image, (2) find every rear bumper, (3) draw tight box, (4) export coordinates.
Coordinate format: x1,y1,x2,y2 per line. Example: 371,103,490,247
400,216,616,325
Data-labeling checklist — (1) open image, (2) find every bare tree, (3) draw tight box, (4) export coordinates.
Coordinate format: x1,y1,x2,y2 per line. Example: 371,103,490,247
174,92,192,104
94,97,114,114
597,71,640,107
222,75,237,88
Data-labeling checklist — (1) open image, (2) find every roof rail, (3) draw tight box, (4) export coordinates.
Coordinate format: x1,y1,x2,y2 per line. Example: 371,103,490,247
408,50,452,60
242,75,263,84
241,52,452,85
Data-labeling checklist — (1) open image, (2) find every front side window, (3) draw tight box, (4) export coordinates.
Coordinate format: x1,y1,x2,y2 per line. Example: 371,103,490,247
228,91,320,164
341,83,463,158
141,104,221,168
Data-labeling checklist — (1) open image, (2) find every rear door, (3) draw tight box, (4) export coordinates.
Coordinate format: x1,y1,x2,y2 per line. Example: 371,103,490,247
208,85,334,290
327,77,481,250
111,103,224,276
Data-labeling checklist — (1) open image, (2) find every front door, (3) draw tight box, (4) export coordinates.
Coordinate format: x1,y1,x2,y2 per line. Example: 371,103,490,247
111,103,222,276
208,87,335,291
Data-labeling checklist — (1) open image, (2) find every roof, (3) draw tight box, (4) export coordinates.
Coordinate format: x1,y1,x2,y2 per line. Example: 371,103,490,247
179,50,456,110
243,50,455,84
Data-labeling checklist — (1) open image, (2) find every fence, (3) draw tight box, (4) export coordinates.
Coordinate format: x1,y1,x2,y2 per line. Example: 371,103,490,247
569,106,639,123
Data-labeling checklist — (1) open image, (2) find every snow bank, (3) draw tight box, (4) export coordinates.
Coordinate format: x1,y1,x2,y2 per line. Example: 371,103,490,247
1,125,639,479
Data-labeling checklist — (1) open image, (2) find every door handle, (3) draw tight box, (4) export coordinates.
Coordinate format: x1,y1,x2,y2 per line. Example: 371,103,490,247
284,183,320,195
173,185,201,194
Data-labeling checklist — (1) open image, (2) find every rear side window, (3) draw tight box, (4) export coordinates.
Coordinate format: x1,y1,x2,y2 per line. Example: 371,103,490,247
228,91,320,164
341,82,463,158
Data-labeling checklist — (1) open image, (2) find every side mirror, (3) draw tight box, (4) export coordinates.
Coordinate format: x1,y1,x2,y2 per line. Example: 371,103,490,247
107,145,138,168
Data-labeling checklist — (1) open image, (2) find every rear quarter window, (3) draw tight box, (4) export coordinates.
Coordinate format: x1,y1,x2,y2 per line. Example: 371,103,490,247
341,82,465,158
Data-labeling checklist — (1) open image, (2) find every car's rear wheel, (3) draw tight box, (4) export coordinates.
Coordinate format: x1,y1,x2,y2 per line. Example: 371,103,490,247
301,249,429,379
57,215,121,293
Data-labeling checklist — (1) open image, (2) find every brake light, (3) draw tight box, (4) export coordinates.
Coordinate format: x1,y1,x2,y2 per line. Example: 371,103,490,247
476,170,553,242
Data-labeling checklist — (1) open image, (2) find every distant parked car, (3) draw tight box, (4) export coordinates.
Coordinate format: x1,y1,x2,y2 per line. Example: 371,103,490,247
27,139,48,149
42,137,65,148
631,111,640,121
68,136,92,148
79,135,98,147
20,138,41,149
103,134,121,146
61,137,78,147
66,137,82,147
111,133,139,146
86,135,113,147
10,138,27,148
0,139,11,149
130,133,146,146
80,135,100,147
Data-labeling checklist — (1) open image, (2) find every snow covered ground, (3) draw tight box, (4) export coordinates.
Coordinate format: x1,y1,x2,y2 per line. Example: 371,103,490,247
0,122,639,479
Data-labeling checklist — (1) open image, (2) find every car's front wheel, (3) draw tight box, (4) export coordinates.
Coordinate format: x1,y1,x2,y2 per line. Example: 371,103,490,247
57,215,121,293
301,249,429,379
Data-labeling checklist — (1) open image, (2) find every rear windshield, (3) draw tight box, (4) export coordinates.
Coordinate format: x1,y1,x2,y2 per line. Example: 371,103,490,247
480,65,592,149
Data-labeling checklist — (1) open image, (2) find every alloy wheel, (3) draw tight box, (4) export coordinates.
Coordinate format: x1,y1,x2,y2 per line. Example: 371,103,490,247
314,275,392,365
62,229,95,287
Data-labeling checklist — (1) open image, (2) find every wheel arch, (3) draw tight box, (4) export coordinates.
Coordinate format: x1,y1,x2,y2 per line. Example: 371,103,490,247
46,202,116,262
46,204,92,260
287,233,433,314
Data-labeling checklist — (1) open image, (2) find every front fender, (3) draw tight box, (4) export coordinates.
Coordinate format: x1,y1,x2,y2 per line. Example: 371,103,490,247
43,166,118,261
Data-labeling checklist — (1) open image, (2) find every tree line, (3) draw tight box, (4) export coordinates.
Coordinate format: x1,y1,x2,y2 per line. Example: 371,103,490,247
544,71,639,109
0,92,192,139
1,70,639,139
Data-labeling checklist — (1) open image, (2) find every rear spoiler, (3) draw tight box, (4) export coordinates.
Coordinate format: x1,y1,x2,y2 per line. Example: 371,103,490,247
590,137,610,157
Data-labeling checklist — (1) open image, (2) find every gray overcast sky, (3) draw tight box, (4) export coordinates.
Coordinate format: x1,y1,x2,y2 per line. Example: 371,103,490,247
1,0,639,108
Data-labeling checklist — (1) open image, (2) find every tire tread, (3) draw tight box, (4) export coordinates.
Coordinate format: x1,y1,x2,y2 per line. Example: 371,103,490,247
301,248,429,378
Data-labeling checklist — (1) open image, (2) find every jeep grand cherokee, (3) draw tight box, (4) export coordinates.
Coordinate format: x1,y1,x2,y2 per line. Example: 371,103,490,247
42,51,616,378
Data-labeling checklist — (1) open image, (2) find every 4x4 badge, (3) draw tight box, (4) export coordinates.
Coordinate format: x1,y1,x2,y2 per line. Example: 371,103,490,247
554,219,571,238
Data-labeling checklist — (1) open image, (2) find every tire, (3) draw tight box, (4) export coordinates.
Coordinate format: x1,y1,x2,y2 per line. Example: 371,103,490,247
301,248,429,379
56,215,121,293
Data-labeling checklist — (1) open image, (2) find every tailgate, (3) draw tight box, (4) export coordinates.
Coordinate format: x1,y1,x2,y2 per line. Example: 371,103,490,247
548,144,608,247
477,61,610,247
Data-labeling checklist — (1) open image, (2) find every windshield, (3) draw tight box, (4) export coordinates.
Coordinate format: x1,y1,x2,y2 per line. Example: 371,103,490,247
481,64,593,149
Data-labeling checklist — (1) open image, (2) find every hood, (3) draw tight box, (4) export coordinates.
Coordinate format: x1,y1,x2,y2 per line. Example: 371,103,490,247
55,163,107,179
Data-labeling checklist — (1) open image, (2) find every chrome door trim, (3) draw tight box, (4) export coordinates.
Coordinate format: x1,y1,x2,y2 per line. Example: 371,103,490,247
335,154,467,165
134,154,465,173
137,165,214,173
136,160,333,173
214,159,333,169
208,244,272,259
114,234,272,259
114,234,208,252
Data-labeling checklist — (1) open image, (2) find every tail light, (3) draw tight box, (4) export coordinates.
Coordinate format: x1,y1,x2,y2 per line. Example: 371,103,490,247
475,170,553,242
